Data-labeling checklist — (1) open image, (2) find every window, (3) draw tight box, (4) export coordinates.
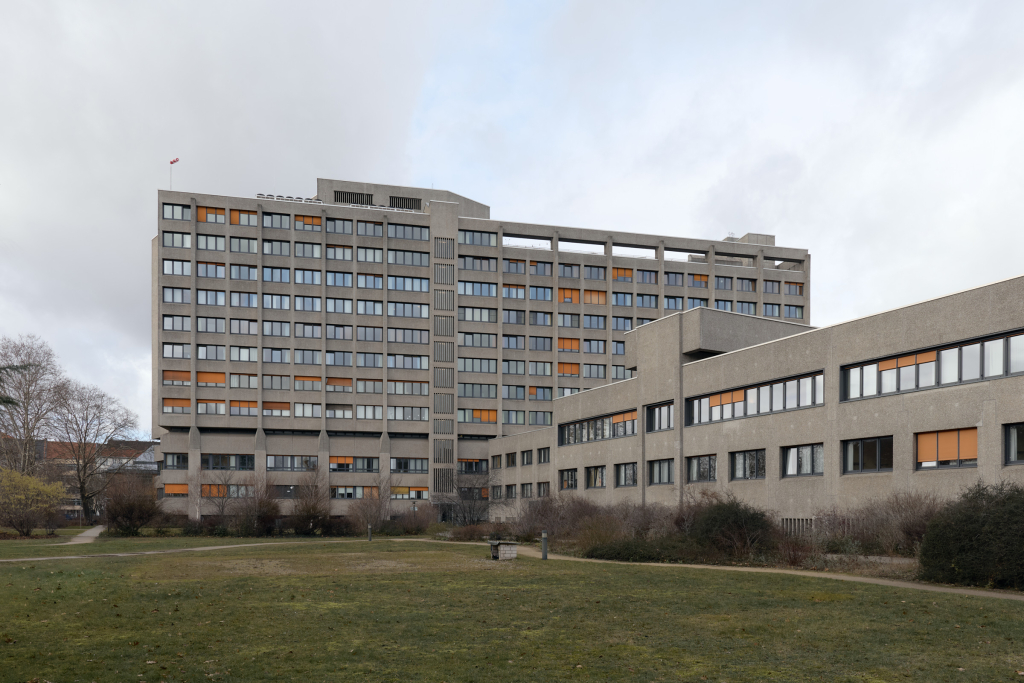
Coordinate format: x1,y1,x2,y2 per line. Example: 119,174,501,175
357,352,383,368
197,290,225,306
326,405,353,419
458,383,497,398
457,459,489,475
387,249,429,267
582,290,606,305
558,362,579,377
715,301,732,312
163,259,191,276
230,292,257,308
331,486,378,499
162,231,191,249
231,265,258,281
529,311,551,326
843,436,893,473
521,483,533,498
689,372,823,425
460,256,497,271
326,377,353,392
612,268,632,283
388,223,428,241
458,409,497,423
163,315,191,332
784,282,804,296
293,349,321,365
1005,423,1024,465
502,334,524,350
324,299,351,316
539,448,550,464
388,381,429,395
530,362,552,376
227,346,255,362
583,339,605,354
262,402,291,417
327,246,352,261
458,307,498,323
503,284,526,300
559,264,579,278
688,274,708,288
458,281,497,297
357,274,383,290
502,259,526,275
530,261,552,276
736,302,756,315
612,292,632,307
196,371,226,387
357,247,383,263
262,240,290,256
202,454,255,470
559,410,637,445
389,328,429,344
197,235,225,252
612,317,632,331
387,354,428,370
538,482,551,497
648,459,673,484
584,266,605,280
646,403,673,432
737,278,755,292
916,428,977,469
163,287,191,304
505,485,517,499
326,271,351,288
583,315,606,330
295,324,321,339
326,218,352,234
327,351,352,366
503,410,526,425
357,221,383,237
388,302,429,318
529,386,552,401
505,452,517,468
782,444,824,477
612,341,624,355
163,343,190,359
162,370,191,386
687,298,707,310
637,295,658,309
528,336,552,352
387,405,429,421
292,269,320,286
458,230,497,246
732,450,766,480
263,294,290,310
357,380,383,393
458,358,497,373
262,348,290,364
294,242,321,259
715,276,732,290
503,360,525,375
262,375,290,390
356,405,383,420
583,364,605,379
560,469,578,490
784,305,804,319
262,212,290,230
558,337,579,353
162,398,190,414
231,237,258,254
764,280,780,294
162,454,188,470
586,466,606,488
665,297,684,310
637,270,657,284
553,290,579,307
388,276,430,293
637,318,655,326
612,366,634,380
357,300,383,316
503,385,525,400
530,286,552,301
687,456,716,483
268,455,317,471
199,345,226,360
162,203,191,221
763,304,780,317
662,272,683,287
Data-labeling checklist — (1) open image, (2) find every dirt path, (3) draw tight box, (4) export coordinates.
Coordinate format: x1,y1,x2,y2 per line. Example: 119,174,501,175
52,525,105,546
1,536,1021,603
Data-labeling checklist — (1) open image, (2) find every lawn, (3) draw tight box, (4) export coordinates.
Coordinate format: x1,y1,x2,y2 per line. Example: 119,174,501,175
0,540,1022,682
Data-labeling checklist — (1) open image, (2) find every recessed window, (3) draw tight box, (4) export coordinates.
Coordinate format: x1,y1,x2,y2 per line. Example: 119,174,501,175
585,466,606,488
782,444,823,477
648,459,673,485
843,436,893,473
916,429,977,469
731,450,765,480
614,463,636,487
687,455,716,483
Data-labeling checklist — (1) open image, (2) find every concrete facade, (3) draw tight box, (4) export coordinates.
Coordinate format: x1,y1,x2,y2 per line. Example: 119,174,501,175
152,180,810,518
488,277,1024,521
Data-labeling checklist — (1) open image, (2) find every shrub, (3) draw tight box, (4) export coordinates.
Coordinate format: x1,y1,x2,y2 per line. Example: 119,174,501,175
584,538,672,563
105,474,160,536
395,507,435,535
814,490,946,556
450,524,492,542
919,482,1024,589
0,470,66,537
322,516,357,537
181,519,205,536
690,498,776,558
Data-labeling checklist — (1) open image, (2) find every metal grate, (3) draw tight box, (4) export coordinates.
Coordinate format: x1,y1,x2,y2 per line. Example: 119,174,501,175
433,466,454,492
433,263,454,286
781,518,814,537
389,196,421,211
433,439,454,463
433,393,454,414
433,419,454,435
434,315,455,338
434,341,454,364
434,367,454,388
434,289,455,311
335,191,373,205
434,237,454,260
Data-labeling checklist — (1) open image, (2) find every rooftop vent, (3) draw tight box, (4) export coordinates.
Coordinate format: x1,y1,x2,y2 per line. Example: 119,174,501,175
389,195,422,211
335,191,373,205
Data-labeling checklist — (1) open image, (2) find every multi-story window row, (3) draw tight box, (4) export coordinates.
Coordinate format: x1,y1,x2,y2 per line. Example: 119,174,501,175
687,372,824,425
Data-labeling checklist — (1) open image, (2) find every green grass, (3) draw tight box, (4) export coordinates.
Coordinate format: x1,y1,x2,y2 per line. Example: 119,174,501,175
0,534,338,560
0,541,1022,682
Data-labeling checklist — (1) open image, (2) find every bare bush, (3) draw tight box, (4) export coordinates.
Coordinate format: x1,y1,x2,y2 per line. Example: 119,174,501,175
290,470,331,536
348,471,394,532
106,473,159,536
813,490,947,556
232,471,280,536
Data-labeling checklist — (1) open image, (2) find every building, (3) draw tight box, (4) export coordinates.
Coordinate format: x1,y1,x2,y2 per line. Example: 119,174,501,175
487,276,1024,524
152,180,811,517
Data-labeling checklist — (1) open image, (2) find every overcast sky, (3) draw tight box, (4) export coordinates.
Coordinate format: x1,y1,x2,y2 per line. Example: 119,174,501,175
2,1,1024,433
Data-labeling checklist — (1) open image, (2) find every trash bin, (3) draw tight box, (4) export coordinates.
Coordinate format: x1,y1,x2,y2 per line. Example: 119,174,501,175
489,540,519,560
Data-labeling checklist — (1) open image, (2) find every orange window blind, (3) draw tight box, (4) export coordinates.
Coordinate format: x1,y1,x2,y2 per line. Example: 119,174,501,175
691,274,708,285
558,338,580,352
612,410,637,423
295,215,322,228
583,290,606,305
201,484,227,498
198,399,224,405
163,398,190,408
295,375,320,382
392,486,410,495
197,372,225,384
732,390,745,403
473,409,497,423
163,370,191,382
558,363,580,376
918,428,978,462
230,400,257,409
916,432,937,462
164,484,188,495
878,359,898,371
481,488,489,499
410,487,428,492
327,377,352,387
937,430,959,461
330,456,353,464
197,207,225,222
263,401,290,411
364,487,379,498
709,394,721,407
897,355,916,368
613,268,633,280
959,428,977,459
558,288,580,304
529,386,537,396
917,350,937,364
230,209,257,225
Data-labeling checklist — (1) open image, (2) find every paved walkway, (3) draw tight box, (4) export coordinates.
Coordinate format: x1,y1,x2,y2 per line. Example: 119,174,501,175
54,525,105,545
1,536,1022,603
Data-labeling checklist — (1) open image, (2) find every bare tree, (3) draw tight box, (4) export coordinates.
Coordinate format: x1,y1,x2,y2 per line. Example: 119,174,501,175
291,468,330,535
233,470,280,536
200,468,241,522
48,380,139,520
349,470,395,532
0,335,64,473
433,466,500,526
105,473,159,536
